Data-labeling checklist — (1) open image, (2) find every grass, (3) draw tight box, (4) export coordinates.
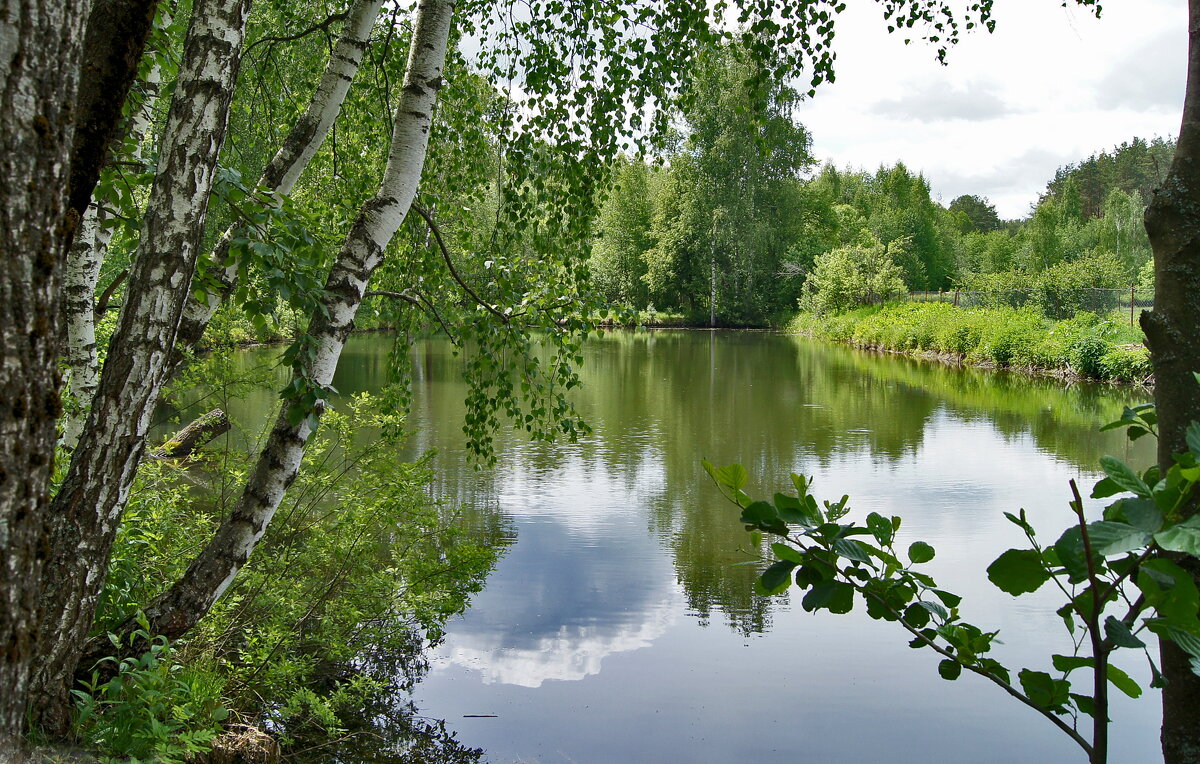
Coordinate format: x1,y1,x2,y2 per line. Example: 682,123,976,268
788,302,1151,384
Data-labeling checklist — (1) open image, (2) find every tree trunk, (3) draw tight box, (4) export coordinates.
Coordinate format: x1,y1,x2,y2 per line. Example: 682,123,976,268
172,0,385,366
62,63,161,450
1142,2,1200,762
29,0,253,734
86,0,455,659
150,409,230,459
0,0,91,753
65,0,159,234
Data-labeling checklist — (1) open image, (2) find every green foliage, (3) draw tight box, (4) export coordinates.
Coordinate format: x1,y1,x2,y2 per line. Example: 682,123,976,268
948,194,1001,233
591,157,655,305
790,302,1150,382
95,392,501,754
799,235,908,315
1035,252,1126,319
73,617,227,764
705,397,1200,761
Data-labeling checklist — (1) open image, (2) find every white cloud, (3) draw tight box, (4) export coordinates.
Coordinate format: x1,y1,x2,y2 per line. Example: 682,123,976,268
794,0,1186,219
870,81,1019,122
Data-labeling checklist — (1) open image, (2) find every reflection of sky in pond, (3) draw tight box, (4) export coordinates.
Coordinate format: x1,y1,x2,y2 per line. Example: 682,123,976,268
426,453,684,688
327,331,1161,763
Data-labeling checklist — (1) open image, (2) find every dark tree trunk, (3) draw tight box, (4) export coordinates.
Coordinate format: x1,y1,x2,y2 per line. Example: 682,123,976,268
1142,2,1200,762
66,0,158,233
0,0,91,755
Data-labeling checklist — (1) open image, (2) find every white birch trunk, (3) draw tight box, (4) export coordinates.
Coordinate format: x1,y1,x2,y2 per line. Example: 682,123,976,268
60,65,160,450
60,205,106,450
124,0,455,645
31,0,253,726
0,0,92,748
173,0,384,358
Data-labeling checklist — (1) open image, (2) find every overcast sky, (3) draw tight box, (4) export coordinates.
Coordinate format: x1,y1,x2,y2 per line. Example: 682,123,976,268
797,0,1186,219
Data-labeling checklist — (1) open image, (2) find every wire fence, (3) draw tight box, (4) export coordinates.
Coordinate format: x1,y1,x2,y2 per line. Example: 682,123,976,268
906,287,1154,326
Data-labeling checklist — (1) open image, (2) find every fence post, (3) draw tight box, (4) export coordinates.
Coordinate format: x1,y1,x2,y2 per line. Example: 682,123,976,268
1131,285,1136,327
953,289,960,307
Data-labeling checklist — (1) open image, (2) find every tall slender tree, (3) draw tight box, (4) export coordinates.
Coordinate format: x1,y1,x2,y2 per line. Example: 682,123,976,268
1142,4,1200,760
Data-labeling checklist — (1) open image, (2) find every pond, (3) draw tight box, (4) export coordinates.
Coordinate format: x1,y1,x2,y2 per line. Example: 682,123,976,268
212,329,1162,762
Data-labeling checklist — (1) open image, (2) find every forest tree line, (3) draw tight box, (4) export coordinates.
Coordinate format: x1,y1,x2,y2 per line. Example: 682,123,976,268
588,45,1174,325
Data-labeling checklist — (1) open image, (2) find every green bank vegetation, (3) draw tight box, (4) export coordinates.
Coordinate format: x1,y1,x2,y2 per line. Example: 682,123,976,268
789,303,1152,384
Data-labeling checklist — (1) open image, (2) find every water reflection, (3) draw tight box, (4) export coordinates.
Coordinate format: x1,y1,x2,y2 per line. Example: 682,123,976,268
397,330,1157,763
181,331,1160,762
430,454,683,688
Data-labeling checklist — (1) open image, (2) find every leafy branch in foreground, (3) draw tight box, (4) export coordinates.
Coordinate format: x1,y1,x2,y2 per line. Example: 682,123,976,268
705,393,1200,764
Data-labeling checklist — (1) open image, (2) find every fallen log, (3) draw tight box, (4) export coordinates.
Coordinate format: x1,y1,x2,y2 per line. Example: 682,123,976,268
151,409,230,459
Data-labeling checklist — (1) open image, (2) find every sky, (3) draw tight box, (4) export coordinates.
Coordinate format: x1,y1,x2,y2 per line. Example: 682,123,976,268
796,0,1186,219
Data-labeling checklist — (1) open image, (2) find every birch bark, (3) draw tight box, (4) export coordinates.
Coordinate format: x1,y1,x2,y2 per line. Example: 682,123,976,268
62,66,161,450
30,0,253,732
172,0,385,363
111,0,455,648
0,0,90,751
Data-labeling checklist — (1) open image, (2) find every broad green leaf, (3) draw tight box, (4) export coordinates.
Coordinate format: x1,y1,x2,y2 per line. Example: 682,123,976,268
1053,526,1090,583
802,581,854,614
908,541,935,564
1106,664,1142,698
1188,421,1200,460
1086,521,1151,556
1057,604,1076,635
757,560,796,595
1155,516,1200,556
1091,477,1124,499
775,493,816,526
1159,625,1200,660
740,501,786,535
705,461,747,492
917,600,949,622
1115,498,1164,533
1070,693,1097,718
771,543,804,564
1018,669,1070,711
938,659,962,681
866,512,893,545
1104,616,1145,649
1052,654,1093,673
978,658,1010,685
904,602,931,628
1099,455,1152,497
1137,559,1200,622
833,538,872,564
932,589,962,608
987,549,1049,596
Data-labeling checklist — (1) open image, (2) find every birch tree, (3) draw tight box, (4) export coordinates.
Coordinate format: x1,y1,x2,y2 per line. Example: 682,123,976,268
0,1,91,751
30,0,254,732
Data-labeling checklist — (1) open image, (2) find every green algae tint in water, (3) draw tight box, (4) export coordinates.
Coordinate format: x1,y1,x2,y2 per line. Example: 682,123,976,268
217,330,1163,762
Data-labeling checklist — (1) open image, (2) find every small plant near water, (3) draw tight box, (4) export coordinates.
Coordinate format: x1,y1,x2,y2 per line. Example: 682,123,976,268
72,613,228,763
706,378,1200,763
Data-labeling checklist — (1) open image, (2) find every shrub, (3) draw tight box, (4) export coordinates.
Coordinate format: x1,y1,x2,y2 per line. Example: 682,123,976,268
74,618,227,764
92,394,501,757
1101,344,1153,383
1070,336,1108,378
790,301,1149,383
1034,251,1125,319
800,235,907,315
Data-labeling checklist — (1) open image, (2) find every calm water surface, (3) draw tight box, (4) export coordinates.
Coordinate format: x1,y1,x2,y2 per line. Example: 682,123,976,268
227,330,1161,762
